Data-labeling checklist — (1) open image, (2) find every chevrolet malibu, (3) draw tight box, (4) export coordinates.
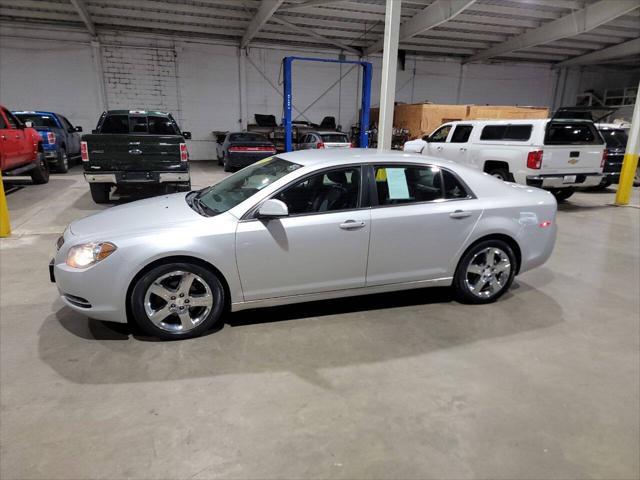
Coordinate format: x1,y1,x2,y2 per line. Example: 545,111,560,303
51,150,557,340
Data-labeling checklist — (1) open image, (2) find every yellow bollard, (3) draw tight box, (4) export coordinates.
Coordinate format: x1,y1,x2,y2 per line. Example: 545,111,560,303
615,82,640,206
0,171,11,237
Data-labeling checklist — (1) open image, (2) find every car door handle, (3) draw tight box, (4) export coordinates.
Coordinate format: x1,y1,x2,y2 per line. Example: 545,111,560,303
436,146,443,151
128,149,143,155
339,220,366,230
459,147,467,151
449,210,472,219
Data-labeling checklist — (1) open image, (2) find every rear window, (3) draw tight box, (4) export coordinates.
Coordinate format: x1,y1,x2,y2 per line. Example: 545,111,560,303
321,134,349,143
229,133,268,142
480,124,532,141
99,114,177,134
598,129,628,149
100,114,129,134
15,114,58,128
545,122,602,145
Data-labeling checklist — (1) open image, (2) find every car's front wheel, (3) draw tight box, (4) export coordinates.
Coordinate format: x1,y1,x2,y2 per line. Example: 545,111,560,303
453,240,516,304
130,263,225,340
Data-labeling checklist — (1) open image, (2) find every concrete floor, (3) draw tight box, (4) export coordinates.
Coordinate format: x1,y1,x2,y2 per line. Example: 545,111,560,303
1,162,639,480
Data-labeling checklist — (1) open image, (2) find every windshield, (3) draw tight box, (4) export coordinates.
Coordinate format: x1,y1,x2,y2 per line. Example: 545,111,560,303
599,129,629,149
15,113,58,128
196,157,301,215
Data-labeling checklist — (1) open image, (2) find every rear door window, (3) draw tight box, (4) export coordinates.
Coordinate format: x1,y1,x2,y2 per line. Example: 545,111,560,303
545,122,601,145
450,125,473,143
100,114,129,134
374,165,443,205
480,124,532,141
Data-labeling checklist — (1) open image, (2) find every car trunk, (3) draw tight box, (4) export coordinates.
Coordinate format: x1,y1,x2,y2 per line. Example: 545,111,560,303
85,134,184,171
320,134,351,149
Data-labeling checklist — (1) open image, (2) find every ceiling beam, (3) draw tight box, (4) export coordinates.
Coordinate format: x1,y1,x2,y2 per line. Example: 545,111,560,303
556,37,640,67
279,0,346,11
69,0,96,36
365,0,476,55
270,15,360,55
240,0,284,48
465,0,640,63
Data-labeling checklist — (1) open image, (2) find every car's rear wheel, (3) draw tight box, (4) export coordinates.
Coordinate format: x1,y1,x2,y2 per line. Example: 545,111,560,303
488,167,510,182
30,150,50,184
551,188,574,201
131,263,225,340
453,240,516,304
223,156,232,172
90,183,111,203
56,147,69,173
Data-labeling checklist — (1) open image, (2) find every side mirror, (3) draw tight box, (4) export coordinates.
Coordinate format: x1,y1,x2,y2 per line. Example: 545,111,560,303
257,199,288,219
75,126,83,132
183,131,192,140
24,121,33,128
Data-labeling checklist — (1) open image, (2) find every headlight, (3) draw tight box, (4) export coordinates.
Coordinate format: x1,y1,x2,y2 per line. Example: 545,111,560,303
66,242,117,268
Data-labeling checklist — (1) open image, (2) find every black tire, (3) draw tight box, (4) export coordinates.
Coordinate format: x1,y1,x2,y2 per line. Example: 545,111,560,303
130,262,225,340
90,183,111,204
223,156,232,172
177,181,192,192
56,147,69,173
551,188,574,202
453,239,517,304
487,167,511,182
217,150,223,166
30,150,50,184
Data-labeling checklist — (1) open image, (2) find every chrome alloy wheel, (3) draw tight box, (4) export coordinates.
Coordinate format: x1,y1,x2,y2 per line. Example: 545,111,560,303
465,247,511,299
143,270,214,333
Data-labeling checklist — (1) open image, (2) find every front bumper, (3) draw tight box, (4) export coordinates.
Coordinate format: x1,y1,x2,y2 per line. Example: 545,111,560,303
526,173,603,189
84,171,190,184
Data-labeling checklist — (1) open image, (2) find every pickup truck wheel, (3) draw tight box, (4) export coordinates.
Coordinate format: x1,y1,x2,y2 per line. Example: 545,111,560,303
131,263,225,340
453,240,516,304
488,168,510,182
90,184,111,204
551,188,574,202
56,147,69,173
30,151,50,184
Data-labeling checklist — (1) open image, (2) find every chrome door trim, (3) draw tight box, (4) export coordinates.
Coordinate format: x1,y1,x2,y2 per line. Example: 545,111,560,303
230,276,453,312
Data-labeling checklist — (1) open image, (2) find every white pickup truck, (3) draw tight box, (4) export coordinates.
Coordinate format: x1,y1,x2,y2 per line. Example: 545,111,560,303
404,119,606,200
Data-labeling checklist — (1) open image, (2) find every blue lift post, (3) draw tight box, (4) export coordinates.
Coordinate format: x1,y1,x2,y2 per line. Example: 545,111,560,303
282,56,373,152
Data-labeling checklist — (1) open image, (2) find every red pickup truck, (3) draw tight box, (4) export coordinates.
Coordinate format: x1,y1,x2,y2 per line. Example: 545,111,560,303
0,105,49,184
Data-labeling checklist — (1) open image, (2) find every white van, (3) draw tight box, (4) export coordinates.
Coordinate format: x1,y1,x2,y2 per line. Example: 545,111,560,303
404,119,606,200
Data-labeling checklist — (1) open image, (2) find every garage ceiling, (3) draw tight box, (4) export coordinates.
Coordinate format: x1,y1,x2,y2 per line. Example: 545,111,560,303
1,0,639,67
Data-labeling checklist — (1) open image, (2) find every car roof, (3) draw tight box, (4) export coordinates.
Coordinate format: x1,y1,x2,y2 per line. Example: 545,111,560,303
278,148,465,169
13,111,58,116
106,110,170,116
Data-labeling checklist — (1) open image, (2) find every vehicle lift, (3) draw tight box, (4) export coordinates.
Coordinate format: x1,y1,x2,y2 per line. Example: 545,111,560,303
282,56,373,152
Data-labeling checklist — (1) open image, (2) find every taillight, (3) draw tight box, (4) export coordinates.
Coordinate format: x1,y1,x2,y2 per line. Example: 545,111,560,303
228,146,275,153
80,141,89,162
601,149,607,168
316,142,325,149
539,221,553,228
180,143,188,162
47,132,56,144
527,150,543,169
350,142,355,148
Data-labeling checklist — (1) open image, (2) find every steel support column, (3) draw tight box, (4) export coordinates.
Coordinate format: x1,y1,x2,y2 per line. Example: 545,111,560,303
377,0,401,150
615,82,640,206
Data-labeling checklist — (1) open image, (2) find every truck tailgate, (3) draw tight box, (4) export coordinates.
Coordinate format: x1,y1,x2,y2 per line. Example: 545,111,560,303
84,134,184,171
541,145,604,174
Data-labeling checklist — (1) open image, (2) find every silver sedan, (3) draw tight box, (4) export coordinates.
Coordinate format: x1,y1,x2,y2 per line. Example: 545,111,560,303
51,150,557,339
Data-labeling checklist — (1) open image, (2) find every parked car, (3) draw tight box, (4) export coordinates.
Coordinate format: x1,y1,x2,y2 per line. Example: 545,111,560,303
404,119,606,201
50,149,557,340
297,131,352,150
13,111,82,173
216,132,276,172
0,105,49,184
81,110,192,203
595,123,629,188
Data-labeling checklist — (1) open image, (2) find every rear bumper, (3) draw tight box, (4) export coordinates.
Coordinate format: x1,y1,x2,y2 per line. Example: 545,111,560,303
84,171,190,184
227,153,272,168
526,173,602,189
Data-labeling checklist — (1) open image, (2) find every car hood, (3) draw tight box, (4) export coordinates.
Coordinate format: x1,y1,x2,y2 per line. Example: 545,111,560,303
69,193,201,239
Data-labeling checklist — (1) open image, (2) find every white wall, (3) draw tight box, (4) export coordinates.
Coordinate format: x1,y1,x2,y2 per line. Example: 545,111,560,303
1,23,638,159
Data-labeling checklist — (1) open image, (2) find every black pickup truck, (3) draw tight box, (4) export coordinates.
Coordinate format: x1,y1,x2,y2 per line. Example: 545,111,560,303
81,110,192,203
